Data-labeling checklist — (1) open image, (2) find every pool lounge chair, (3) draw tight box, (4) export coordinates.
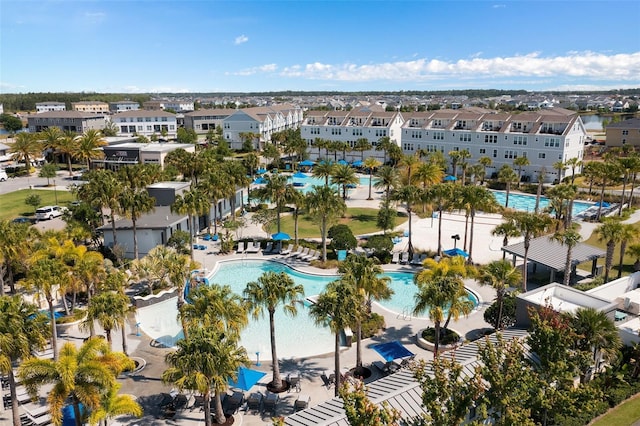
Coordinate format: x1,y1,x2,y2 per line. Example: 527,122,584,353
294,247,310,259
410,254,425,266
287,373,301,392
246,392,263,413
246,241,260,253
224,391,245,416
262,392,279,416
236,242,246,254
301,250,316,261
280,244,293,255
294,394,311,411
400,252,409,264
391,252,400,264
289,246,304,257
264,242,273,254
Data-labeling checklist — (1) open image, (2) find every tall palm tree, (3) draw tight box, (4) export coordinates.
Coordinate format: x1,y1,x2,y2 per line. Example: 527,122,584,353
552,225,582,286
616,155,640,216
73,129,107,169
571,307,621,381
506,211,553,291
373,165,399,202
565,157,582,185
0,219,33,295
448,150,462,179
478,260,521,329
391,185,423,257
415,161,444,190
88,382,142,426
492,219,521,260
172,188,211,261
375,136,394,164
200,166,226,235
9,132,42,175
179,283,248,341
312,160,335,186
425,183,455,256
513,156,530,189
306,185,346,262
457,149,472,185
545,183,577,229
288,189,305,246
553,160,567,183
81,291,131,352
243,271,304,391
338,255,392,370
163,329,249,426
617,223,639,278
309,278,360,397
534,167,547,213
117,166,156,260
478,156,493,185
596,218,624,282
497,164,518,208
460,185,500,263
78,170,123,247
59,130,79,175
0,296,49,426
399,154,421,185
39,127,65,166
353,138,372,161
413,275,455,359
363,157,381,200
19,338,134,426
254,174,295,233
331,163,358,200
593,161,622,221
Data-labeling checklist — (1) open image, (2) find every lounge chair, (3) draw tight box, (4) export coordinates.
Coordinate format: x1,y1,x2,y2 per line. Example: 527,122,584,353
264,242,273,254
287,373,301,392
262,392,279,416
246,241,260,253
236,242,246,254
224,391,245,416
294,247,310,259
190,395,205,411
290,246,304,258
294,394,311,411
410,254,425,266
280,244,293,255
400,252,409,264
246,392,263,413
301,249,316,261
391,252,400,264
400,354,416,368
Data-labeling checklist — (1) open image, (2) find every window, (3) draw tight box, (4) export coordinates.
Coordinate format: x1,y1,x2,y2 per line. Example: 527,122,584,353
479,148,486,154
161,117,168,122
433,119,442,127
544,137,560,148
492,149,498,158
513,136,527,145
459,133,471,142
137,126,143,131
504,150,517,159
120,126,128,133
411,131,422,139
403,143,415,151
137,118,143,122
622,130,629,135
331,128,342,135
433,131,445,140
145,117,151,122
128,126,136,133
146,125,152,131
484,135,498,144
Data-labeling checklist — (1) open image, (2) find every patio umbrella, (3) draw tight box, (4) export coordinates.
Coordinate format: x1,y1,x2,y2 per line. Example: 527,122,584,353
444,175,457,181
371,341,414,362
337,159,349,166
299,160,316,167
228,366,267,391
257,168,267,174
253,177,267,184
272,232,291,241
595,201,610,208
352,160,363,167
292,171,308,179
443,247,469,257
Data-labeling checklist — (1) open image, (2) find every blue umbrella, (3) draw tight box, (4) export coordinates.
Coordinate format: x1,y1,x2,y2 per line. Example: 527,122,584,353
299,160,315,167
271,232,291,241
371,341,414,362
352,160,364,167
228,366,267,391
443,247,469,257
292,171,308,179
595,201,610,208
62,404,86,426
337,159,349,166
444,175,457,181
257,168,267,174
253,177,266,184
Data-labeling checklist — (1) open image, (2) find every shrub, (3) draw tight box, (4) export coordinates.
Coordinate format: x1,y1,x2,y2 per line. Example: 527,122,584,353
421,327,460,345
328,224,357,251
365,235,393,254
361,313,385,338
483,294,517,329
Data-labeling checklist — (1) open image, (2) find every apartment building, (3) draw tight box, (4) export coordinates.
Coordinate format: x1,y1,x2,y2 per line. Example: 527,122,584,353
182,108,233,134
71,101,109,113
300,106,404,162
142,100,194,112
109,101,140,113
27,111,106,133
95,142,195,170
222,104,303,150
111,110,177,139
605,118,640,148
35,102,66,113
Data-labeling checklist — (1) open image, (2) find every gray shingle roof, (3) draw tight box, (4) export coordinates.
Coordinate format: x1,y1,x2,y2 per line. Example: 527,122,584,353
502,236,605,272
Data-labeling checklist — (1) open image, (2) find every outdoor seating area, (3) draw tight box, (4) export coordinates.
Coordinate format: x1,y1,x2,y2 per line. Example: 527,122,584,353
3,370,53,426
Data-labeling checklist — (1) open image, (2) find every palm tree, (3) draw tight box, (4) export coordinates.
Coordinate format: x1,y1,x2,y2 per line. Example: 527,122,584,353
81,291,131,352
553,160,567,183
571,307,621,381
73,129,107,169
399,154,421,185
363,157,381,200
39,127,65,165
59,131,79,175
391,185,423,256
179,283,248,341
460,185,500,263
19,338,134,426
312,160,335,186
492,219,521,260
163,329,249,426
534,167,547,213
596,218,624,282
87,383,142,426
172,188,211,261
425,183,455,256
117,166,156,260
415,161,444,190
616,155,640,216
288,189,305,246
353,138,372,161
305,185,346,262
506,211,553,291
338,255,392,371
565,157,582,185
478,260,521,330
375,136,394,164
309,278,360,396
497,164,518,208
9,132,42,175
373,165,399,201
513,156,530,189
552,225,582,286
200,167,226,235
414,275,455,359
243,271,304,391
78,170,123,248
331,163,358,200
545,183,577,229
448,150,461,179
0,296,49,426
457,149,472,185
0,219,33,295
593,161,622,221
617,223,639,278
478,156,493,185
254,174,295,233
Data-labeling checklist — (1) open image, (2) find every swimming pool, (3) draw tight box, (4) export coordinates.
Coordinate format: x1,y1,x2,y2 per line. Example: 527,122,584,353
490,190,592,216
288,174,371,194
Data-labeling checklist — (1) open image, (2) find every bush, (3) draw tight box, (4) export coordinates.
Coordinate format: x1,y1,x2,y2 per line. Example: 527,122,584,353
361,313,385,338
365,234,393,254
483,294,517,329
328,224,357,251
421,327,460,345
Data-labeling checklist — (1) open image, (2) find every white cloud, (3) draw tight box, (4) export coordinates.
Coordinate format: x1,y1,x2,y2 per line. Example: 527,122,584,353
276,51,640,83
229,64,278,76
234,35,249,45
82,11,106,24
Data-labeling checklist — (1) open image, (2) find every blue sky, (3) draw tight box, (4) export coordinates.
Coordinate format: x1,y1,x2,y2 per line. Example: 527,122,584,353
1,0,639,93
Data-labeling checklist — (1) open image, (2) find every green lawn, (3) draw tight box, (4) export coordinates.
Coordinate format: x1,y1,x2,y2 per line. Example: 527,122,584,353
579,222,640,277
0,189,75,221
591,394,640,426
276,207,407,238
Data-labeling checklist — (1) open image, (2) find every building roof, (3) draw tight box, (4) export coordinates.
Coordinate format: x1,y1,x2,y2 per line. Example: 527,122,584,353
607,117,640,129
36,101,65,105
98,206,185,231
285,329,529,426
71,101,109,105
103,142,194,153
112,110,176,118
502,235,605,272
27,111,105,119
147,181,191,190
183,108,233,118
518,283,617,314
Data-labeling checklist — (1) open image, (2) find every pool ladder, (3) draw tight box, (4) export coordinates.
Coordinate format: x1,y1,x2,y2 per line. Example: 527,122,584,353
398,305,412,321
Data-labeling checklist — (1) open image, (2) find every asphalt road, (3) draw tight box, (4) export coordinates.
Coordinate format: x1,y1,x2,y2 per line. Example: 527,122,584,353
0,170,82,196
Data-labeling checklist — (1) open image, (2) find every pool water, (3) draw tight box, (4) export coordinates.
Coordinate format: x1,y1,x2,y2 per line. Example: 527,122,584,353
490,190,592,216
288,174,371,194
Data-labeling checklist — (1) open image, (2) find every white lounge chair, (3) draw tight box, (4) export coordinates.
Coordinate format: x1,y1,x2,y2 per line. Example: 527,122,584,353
400,252,409,264
280,244,293,255
391,252,400,264
410,254,425,266
236,242,246,254
246,241,260,253
295,247,310,259
289,246,303,257
301,250,316,261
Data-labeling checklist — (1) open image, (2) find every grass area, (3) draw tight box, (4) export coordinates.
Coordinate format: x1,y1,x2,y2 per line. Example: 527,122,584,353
590,394,640,426
0,189,75,221
277,207,407,238
578,222,640,277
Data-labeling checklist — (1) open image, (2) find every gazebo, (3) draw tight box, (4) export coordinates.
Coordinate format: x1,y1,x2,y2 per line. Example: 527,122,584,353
502,236,606,284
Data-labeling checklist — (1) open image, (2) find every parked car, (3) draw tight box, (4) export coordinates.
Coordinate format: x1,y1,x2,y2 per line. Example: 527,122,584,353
35,205,65,220
11,217,32,224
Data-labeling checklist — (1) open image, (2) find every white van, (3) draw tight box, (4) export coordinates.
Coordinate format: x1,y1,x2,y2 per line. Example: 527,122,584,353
35,205,64,220
0,170,7,181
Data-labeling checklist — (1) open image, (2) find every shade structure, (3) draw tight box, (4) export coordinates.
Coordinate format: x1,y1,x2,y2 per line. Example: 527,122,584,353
351,160,363,167
371,341,414,362
272,232,291,241
337,159,349,166
443,247,469,257
444,175,457,181
299,160,316,166
292,171,308,179
228,366,267,391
